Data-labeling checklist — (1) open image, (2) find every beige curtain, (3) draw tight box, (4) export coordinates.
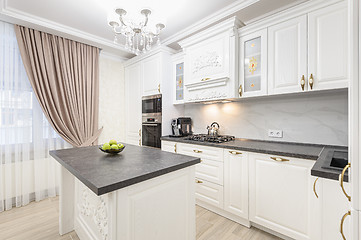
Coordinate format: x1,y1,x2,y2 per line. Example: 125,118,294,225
14,25,102,147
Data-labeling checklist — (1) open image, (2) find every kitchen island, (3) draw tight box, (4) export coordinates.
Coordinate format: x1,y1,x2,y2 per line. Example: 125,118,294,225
50,144,200,240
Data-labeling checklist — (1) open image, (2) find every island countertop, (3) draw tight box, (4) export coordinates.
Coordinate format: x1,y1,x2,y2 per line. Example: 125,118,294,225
50,144,200,196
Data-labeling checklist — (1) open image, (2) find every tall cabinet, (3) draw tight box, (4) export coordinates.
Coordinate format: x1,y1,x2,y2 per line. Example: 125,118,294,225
124,64,142,146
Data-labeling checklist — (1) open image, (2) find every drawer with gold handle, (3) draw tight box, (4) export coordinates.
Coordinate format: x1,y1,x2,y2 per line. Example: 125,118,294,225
339,163,351,201
340,210,351,240
270,157,290,162
193,149,203,154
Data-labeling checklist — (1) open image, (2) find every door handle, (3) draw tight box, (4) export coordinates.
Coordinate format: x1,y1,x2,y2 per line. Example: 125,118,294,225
229,151,242,155
174,144,177,153
313,177,319,198
158,84,161,93
339,163,351,201
270,157,289,162
193,149,203,153
300,75,305,90
195,180,203,183
309,74,314,90
340,210,351,240
238,84,242,97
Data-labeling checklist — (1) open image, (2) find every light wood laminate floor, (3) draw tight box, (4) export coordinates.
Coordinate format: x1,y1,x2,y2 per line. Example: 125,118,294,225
0,197,281,240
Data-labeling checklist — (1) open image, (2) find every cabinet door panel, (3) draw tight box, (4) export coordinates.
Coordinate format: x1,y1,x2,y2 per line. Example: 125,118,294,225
125,64,142,145
249,153,317,240
142,56,161,96
161,141,177,153
240,29,268,98
268,15,307,95
224,150,248,219
308,2,348,90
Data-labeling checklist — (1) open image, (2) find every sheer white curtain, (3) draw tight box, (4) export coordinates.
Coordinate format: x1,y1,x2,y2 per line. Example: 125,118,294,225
0,21,69,212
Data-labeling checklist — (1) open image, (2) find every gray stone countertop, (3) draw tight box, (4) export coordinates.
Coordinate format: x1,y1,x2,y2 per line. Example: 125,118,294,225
50,144,200,196
161,136,348,181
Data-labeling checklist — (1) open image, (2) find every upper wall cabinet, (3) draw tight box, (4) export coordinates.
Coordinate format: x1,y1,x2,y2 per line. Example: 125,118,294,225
179,17,244,103
308,1,348,91
171,52,185,104
142,54,162,96
239,29,268,98
268,1,348,95
268,15,308,95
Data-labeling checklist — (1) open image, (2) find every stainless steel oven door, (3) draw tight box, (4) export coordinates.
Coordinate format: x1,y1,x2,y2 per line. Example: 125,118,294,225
142,123,161,148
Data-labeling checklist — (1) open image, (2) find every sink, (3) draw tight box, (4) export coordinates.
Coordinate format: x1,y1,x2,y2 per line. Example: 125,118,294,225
330,151,348,169
321,150,348,171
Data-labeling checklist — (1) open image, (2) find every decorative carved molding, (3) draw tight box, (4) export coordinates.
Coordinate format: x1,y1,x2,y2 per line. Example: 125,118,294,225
187,90,227,102
192,51,222,74
79,188,109,240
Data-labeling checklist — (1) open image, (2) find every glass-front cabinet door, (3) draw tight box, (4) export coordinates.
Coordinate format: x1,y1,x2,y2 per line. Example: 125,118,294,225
239,29,267,98
172,53,185,104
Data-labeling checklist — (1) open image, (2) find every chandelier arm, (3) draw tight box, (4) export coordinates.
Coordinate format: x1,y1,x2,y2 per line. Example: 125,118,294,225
144,15,149,27
119,16,128,27
112,28,123,35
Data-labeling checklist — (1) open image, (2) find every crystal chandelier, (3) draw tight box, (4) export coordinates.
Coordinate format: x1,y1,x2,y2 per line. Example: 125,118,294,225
108,8,165,55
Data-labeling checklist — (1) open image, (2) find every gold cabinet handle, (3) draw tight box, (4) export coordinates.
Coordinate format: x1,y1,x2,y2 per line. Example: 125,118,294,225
193,149,203,153
309,74,314,90
340,210,351,240
158,83,161,93
201,78,210,82
195,180,203,184
270,157,290,162
138,129,141,136
300,75,305,91
238,84,242,97
313,177,319,198
174,143,177,153
139,139,141,146
339,163,351,202
229,151,242,155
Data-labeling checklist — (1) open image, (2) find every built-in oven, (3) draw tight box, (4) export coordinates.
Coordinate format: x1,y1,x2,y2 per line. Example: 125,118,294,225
142,94,162,114
142,114,161,148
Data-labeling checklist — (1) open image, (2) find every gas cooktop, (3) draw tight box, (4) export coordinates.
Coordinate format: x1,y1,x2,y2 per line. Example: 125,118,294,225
184,134,235,143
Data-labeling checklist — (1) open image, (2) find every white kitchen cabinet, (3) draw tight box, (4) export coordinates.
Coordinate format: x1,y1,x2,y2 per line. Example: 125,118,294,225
268,15,308,95
249,153,320,240
239,29,268,98
177,143,224,185
171,52,185,104
308,1,348,91
161,140,177,153
223,149,248,219
125,63,142,146
313,177,351,240
178,17,243,102
195,178,224,209
142,54,161,96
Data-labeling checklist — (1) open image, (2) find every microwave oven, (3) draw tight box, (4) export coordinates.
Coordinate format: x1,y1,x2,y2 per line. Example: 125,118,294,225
142,94,162,114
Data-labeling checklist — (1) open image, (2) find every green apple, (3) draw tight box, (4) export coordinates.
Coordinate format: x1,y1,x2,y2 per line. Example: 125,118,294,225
109,139,117,145
111,144,119,150
118,143,124,149
102,143,111,150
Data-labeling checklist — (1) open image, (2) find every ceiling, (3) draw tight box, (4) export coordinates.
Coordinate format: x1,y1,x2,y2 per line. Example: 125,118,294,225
0,0,306,59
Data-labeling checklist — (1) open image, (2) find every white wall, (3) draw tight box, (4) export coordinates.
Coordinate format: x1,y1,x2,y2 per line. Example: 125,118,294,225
184,90,348,146
98,53,125,144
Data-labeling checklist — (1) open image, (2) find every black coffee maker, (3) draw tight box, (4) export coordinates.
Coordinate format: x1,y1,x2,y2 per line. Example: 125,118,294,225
170,117,192,137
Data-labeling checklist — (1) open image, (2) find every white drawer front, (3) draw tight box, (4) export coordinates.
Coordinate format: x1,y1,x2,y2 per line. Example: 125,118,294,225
195,179,224,209
177,143,223,162
195,159,223,185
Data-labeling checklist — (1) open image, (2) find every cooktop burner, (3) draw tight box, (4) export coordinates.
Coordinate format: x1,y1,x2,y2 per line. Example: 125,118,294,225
184,134,235,143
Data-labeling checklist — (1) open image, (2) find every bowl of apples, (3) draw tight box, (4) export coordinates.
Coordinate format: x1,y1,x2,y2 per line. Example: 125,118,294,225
99,140,125,154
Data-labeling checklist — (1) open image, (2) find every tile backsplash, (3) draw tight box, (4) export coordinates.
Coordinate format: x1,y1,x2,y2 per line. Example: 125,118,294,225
184,90,348,146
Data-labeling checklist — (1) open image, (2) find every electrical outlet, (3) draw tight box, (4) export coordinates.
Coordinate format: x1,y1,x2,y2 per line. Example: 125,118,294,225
268,129,283,138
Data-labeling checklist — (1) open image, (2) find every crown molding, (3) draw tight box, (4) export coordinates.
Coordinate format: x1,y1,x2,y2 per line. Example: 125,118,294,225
123,45,177,67
178,16,244,48
238,0,345,36
100,51,127,63
0,0,133,58
161,0,259,46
